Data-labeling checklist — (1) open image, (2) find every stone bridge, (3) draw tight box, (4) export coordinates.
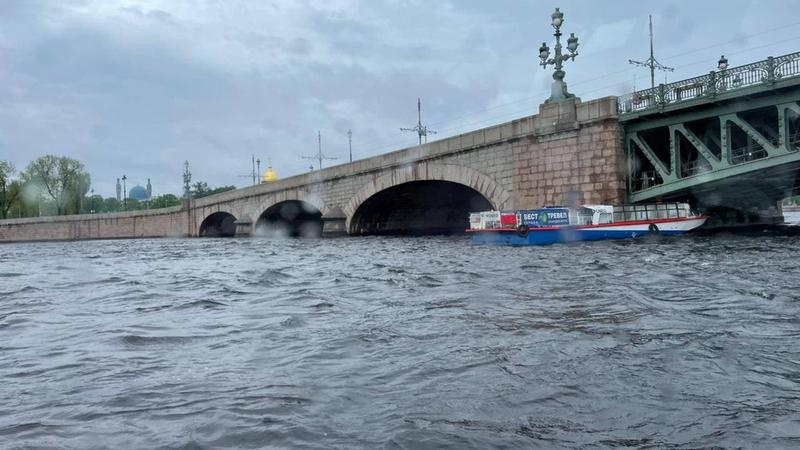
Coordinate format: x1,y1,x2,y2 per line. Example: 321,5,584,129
1,97,624,241
5,49,800,243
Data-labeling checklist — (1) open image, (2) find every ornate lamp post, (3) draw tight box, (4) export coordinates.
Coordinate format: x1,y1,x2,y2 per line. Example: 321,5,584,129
122,174,127,211
717,55,729,71
539,8,580,103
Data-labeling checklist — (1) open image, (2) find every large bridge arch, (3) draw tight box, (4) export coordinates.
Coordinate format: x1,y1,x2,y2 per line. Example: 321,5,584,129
344,163,511,235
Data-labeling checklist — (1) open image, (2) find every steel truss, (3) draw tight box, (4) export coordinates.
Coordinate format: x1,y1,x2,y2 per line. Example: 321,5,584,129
624,94,800,203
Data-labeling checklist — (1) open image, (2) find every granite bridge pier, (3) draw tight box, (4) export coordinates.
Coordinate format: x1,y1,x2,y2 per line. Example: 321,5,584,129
1,52,799,242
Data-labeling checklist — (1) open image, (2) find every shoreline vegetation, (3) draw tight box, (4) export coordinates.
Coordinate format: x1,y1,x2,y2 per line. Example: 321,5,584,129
1,156,234,220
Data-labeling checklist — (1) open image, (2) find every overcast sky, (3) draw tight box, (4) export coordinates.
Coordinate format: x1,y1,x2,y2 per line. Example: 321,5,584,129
1,0,798,197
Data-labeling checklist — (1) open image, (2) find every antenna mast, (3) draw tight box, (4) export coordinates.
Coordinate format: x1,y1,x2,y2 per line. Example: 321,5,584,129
237,155,260,185
628,15,674,88
302,131,338,170
401,98,437,145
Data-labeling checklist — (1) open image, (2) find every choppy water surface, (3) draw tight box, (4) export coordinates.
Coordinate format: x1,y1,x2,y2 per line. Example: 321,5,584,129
2,223,800,449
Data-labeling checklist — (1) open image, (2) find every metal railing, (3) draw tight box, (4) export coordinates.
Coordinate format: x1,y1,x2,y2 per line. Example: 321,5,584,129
631,170,662,192
790,129,800,151
619,52,800,115
730,145,769,165
680,159,712,178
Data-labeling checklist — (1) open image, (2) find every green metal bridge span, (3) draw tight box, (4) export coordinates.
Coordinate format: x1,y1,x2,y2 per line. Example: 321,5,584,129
618,52,800,214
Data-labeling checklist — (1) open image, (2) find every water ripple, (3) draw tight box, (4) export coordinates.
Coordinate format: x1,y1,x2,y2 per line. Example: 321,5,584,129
1,230,799,448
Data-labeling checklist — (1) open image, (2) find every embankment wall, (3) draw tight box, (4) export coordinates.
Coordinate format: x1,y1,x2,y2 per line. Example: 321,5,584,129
0,207,187,243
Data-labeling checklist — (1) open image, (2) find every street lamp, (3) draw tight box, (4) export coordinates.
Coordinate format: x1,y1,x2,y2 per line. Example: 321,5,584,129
539,7,580,103
122,175,127,211
718,55,729,70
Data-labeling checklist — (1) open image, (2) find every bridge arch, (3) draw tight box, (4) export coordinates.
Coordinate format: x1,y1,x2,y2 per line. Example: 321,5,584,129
254,199,324,238
345,163,511,235
199,211,238,237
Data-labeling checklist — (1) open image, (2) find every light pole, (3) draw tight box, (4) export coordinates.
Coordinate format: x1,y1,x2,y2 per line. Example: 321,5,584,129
538,8,580,103
122,175,127,211
90,188,95,213
717,55,729,91
183,161,192,200
718,55,729,71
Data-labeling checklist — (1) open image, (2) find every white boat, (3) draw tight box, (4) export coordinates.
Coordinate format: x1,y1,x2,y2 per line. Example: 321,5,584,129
468,203,707,245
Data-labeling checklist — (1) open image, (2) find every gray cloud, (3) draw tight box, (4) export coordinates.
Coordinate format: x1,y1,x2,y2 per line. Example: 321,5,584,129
0,0,797,197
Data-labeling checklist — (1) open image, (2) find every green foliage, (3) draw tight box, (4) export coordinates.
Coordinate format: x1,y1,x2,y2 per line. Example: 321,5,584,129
1,155,228,218
207,185,236,197
84,195,104,213
151,193,182,209
0,161,21,219
125,198,142,210
21,155,91,215
0,161,14,185
191,182,235,199
191,181,210,198
102,197,121,213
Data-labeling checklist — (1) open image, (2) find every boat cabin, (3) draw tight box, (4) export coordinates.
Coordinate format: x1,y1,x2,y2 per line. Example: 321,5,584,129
469,203,694,230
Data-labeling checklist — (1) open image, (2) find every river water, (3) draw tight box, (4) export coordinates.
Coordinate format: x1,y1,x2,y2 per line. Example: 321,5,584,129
1,217,800,449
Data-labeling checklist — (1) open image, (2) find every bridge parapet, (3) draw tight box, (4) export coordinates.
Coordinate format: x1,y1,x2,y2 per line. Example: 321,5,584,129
619,51,800,117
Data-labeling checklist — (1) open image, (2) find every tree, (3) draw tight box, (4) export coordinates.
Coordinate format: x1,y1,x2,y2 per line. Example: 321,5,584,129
152,193,182,208
21,155,91,216
84,194,102,213
103,197,121,213
0,161,22,219
71,172,91,214
126,198,142,210
191,181,210,198
207,185,236,197
191,182,235,199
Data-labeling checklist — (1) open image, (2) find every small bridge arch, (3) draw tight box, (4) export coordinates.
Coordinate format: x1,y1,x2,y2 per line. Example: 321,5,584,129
253,190,327,238
199,211,238,237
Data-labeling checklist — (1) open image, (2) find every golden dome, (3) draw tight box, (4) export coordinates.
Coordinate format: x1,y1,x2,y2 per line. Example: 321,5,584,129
262,165,279,183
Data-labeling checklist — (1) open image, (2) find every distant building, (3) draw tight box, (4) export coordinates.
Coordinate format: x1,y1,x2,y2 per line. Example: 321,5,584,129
126,178,153,203
128,185,149,201
262,164,279,183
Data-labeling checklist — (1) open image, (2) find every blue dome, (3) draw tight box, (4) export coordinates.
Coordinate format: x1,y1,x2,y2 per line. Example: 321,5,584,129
129,185,149,201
